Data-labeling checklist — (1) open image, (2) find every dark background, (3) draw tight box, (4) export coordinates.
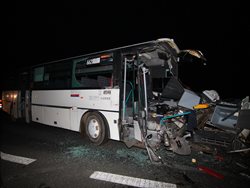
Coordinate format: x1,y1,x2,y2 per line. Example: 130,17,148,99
4,1,250,99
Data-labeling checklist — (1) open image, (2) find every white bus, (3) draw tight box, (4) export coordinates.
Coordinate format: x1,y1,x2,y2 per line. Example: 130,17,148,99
2,38,206,161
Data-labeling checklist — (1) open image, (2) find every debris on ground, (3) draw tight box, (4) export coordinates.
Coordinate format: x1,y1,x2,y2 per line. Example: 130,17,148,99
197,165,224,180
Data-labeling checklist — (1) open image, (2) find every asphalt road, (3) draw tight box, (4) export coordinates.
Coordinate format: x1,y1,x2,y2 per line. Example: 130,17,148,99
1,111,250,188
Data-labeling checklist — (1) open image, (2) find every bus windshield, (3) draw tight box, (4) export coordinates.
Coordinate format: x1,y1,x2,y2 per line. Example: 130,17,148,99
138,39,205,100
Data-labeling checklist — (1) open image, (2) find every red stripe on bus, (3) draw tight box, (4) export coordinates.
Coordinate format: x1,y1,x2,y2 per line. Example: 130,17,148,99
70,94,80,97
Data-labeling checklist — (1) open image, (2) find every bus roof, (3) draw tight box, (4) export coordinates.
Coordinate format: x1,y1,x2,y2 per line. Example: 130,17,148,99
31,38,170,68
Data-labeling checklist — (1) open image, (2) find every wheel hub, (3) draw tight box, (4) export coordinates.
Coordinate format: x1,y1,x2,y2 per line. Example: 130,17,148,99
88,119,100,138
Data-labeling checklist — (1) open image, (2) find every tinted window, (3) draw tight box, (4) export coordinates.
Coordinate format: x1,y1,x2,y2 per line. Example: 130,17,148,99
33,61,72,89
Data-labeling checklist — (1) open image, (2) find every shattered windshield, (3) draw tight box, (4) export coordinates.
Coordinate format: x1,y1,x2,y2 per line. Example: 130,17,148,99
139,40,180,98
139,39,206,99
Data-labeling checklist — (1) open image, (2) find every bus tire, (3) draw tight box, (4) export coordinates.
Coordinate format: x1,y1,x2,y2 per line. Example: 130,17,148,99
85,112,107,145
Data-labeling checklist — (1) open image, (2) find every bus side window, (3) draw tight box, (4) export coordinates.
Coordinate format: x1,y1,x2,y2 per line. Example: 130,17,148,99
43,62,72,89
97,75,112,89
33,66,45,89
80,76,99,88
78,74,112,89
74,64,113,89
34,67,44,82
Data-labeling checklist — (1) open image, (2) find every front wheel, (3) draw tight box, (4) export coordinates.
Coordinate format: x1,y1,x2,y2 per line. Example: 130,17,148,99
85,112,107,145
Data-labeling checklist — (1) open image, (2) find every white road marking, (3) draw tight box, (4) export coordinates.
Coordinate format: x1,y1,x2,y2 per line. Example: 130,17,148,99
90,171,177,188
1,151,36,165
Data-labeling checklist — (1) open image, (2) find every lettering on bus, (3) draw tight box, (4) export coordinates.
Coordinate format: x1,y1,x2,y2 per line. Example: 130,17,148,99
103,90,111,95
86,57,101,65
100,97,111,100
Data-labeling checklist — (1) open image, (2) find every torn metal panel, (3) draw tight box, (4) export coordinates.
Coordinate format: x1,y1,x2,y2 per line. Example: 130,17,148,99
170,136,191,155
178,49,207,65
161,77,184,100
203,90,220,102
178,89,200,110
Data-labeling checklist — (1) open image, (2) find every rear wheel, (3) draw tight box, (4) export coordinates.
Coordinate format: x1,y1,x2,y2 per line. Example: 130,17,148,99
85,112,107,145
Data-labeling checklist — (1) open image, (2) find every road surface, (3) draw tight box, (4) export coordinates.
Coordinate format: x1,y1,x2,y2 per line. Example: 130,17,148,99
1,111,249,187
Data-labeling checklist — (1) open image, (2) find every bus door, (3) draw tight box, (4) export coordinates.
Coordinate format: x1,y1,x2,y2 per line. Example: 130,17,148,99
121,55,144,146
25,90,31,123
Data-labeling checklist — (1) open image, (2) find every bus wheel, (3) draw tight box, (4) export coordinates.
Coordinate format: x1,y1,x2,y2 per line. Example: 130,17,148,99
85,112,107,145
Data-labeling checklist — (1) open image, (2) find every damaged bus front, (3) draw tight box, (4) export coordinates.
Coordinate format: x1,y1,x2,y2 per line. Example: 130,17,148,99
120,38,206,162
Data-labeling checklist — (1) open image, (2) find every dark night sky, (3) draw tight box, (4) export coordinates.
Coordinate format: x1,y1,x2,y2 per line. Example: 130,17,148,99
4,1,250,99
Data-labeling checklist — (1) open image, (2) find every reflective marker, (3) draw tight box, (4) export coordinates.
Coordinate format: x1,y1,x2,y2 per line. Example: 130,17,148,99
1,152,36,165
90,171,177,188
